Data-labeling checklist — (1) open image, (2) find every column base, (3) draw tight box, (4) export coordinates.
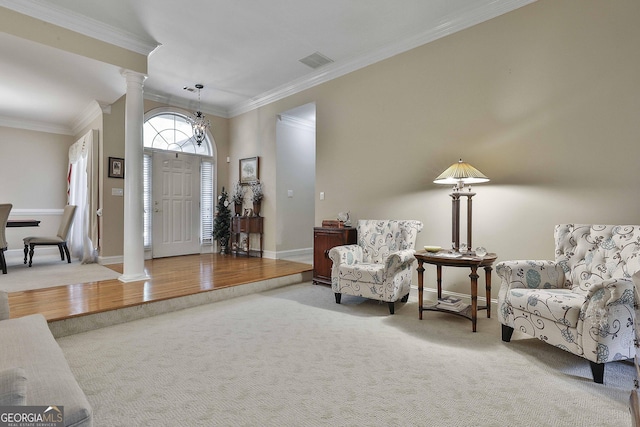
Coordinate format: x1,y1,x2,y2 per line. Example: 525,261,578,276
118,273,150,283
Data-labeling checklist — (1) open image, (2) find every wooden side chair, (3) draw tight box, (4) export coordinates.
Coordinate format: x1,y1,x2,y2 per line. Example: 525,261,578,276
23,205,77,267
0,203,12,274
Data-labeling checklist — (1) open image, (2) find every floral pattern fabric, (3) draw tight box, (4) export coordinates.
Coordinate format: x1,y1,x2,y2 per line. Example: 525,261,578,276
497,224,640,364
328,220,423,304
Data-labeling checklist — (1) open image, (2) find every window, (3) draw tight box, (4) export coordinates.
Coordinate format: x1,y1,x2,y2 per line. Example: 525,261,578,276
143,153,152,247
144,113,213,156
201,161,214,245
143,109,216,248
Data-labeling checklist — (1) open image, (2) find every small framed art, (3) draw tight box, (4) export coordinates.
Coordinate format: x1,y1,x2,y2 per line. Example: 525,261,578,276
239,156,259,185
108,157,125,179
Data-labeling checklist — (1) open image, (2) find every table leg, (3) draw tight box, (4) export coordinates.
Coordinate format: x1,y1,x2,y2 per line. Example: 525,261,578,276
418,260,425,320
436,265,442,299
469,265,479,332
484,266,493,318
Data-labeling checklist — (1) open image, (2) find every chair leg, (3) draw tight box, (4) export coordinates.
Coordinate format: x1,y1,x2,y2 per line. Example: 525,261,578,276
23,244,28,264
334,293,341,304
58,244,65,261
401,293,409,303
0,250,6,274
28,244,34,267
501,324,514,342
388,302,395,315
62,243,71,263
589,361,605,384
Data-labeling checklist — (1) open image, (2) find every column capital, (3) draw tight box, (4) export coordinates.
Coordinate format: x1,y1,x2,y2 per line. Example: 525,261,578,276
121,69,147,86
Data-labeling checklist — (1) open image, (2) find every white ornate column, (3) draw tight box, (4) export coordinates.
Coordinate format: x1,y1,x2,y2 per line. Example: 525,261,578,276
119,70,150,282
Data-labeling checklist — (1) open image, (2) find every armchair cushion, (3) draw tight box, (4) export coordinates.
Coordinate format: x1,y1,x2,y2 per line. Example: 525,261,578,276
507,288,583,328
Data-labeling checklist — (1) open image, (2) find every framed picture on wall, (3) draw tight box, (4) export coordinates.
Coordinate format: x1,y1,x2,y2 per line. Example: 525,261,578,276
239,156,259,185
108,157,125,179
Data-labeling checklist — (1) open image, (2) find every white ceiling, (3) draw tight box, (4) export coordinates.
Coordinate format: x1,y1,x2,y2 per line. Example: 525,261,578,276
0,0,534,134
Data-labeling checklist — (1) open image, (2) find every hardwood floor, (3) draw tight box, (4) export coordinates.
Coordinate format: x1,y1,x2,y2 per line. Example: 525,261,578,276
8,254,312,322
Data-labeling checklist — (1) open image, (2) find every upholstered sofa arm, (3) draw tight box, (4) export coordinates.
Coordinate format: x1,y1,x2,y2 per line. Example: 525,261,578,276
384,249,417,278
496,260,566,290
328,245,363,266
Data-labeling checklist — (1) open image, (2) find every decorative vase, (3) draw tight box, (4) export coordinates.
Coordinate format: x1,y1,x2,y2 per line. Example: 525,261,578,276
235,203,242,216
253,201,261,217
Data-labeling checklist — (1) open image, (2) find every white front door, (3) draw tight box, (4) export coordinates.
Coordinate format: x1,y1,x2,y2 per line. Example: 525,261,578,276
152,151,201,258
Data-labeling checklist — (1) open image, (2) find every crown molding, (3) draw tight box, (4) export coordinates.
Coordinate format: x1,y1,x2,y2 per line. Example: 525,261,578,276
228,0,536,117
0,0,159,55
0,114,73,135
71,100,111,135
278,114,315,132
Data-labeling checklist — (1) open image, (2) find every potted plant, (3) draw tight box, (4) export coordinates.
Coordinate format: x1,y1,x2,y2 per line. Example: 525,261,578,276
251,180,263,216
212,187,232,253
230,181,244,216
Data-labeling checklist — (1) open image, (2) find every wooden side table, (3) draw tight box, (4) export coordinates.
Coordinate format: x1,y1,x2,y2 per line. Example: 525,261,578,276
416,250,497,332
231,216,263,257
312,227,357,285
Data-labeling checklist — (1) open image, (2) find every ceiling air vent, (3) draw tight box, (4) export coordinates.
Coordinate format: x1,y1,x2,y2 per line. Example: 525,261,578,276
299,51,334,69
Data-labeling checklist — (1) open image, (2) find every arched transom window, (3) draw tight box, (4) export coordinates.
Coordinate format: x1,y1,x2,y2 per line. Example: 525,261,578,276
143,112,213,156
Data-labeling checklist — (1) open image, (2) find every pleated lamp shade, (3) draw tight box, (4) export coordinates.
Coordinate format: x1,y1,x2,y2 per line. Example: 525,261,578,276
433,159,489,186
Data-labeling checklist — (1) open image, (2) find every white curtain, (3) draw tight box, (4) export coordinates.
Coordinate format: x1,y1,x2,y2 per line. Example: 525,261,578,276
68,130,99,264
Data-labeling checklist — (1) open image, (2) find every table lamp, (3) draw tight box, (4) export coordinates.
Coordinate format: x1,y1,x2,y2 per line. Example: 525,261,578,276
434,159,489,252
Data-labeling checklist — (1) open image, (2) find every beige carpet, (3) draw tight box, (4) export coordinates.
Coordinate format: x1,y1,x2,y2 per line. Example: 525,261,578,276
57,283,634,427
0,252,119,292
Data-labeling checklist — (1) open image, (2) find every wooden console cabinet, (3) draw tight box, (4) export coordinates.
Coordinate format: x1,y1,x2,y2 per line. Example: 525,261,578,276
313,227,357,286
231,216,263,257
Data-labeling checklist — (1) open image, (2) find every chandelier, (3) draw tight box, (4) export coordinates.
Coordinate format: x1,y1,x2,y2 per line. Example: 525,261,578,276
187,84,210,146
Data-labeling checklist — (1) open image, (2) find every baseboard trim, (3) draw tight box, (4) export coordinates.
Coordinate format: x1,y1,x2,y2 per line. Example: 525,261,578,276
275,247,313,260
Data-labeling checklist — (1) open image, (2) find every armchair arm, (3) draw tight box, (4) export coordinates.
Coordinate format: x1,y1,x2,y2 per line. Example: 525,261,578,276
584,277,635,309
328,245,362,267
496,260,567,290
384,249,416,278
581,278,636,344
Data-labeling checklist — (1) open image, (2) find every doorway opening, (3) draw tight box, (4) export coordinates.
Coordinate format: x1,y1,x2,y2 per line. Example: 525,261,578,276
143,108,217,258
275,102,316,262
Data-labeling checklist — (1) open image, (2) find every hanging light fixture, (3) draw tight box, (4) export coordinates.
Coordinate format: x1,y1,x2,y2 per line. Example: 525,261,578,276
186,84,210,146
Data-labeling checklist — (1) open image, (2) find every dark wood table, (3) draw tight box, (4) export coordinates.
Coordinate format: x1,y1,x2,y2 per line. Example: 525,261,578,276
231,216,263,257
416,250,497,332
7,219,41,227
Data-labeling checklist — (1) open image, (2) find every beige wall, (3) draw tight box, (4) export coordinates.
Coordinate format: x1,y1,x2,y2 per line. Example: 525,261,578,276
228,0,640,298
0,126,73,248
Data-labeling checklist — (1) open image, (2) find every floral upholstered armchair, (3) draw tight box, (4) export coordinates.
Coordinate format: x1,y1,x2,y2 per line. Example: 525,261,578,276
328,220,423,314
497,224,640,383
